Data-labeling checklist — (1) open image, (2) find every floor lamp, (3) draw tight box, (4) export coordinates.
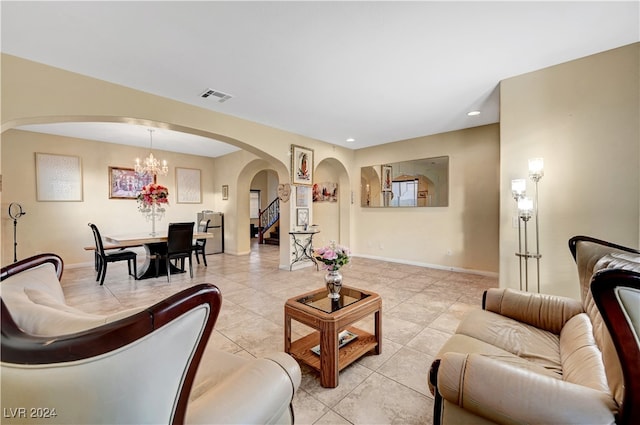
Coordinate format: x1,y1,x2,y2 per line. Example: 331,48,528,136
512,158,544,292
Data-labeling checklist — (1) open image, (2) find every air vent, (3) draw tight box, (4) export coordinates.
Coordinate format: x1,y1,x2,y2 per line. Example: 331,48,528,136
200,88,233,103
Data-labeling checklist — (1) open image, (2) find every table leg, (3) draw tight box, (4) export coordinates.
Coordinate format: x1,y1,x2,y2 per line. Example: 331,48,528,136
284,310,292,353
319,323,339,388
137,242,184,280
374,309,382,355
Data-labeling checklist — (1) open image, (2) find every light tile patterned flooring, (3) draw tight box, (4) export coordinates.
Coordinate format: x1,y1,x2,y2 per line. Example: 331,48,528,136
61,241,497,424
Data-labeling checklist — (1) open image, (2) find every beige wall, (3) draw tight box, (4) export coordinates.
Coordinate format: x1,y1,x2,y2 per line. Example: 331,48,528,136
353,124,501,275
499,43,640,298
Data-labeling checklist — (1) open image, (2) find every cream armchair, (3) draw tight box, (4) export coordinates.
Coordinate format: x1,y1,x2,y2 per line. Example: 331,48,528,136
429,236,640,425
1,254,301,425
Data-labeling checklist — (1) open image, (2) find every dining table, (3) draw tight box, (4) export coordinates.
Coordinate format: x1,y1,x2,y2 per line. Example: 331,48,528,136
103,231,213,280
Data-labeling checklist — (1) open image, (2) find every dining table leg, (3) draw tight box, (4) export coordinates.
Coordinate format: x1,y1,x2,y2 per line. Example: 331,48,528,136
137,242,185,280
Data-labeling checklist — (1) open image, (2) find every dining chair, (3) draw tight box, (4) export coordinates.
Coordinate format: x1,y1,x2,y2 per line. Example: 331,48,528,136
192,219,211,267
163,222,195,282
88,223,137,285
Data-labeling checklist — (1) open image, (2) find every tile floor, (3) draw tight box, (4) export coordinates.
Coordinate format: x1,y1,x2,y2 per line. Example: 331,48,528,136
61,241,497,424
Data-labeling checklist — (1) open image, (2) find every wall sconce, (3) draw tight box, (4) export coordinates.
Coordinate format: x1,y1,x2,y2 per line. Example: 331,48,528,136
513,158,543,292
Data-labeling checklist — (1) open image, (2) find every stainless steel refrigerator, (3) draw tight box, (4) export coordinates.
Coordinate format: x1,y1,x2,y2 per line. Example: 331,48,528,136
197,211,224,254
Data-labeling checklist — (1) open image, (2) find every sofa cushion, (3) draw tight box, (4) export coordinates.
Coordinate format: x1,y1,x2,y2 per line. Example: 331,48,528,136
559,313,610,392
435,333,561,379
1,262,146,336
455,309,562,375
2,262,65,302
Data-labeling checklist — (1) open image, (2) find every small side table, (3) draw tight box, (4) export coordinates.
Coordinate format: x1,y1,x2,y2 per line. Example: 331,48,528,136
289,230,319,271
284,286,382,388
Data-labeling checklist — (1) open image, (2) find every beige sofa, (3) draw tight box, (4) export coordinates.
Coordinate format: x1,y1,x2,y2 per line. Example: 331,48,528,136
429,236,640,425
0,253,301,425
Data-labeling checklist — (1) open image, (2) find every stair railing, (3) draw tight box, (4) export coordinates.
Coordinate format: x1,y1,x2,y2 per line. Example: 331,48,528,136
258,197,279,244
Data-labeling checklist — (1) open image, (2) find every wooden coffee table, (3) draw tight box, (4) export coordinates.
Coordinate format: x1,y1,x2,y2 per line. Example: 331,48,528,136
284,286,382,388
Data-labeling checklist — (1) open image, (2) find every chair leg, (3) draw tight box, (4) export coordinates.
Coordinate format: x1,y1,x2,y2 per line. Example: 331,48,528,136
189,256,193,278
166,257,171,283
131,258,137,280
99,263,107,286
194,250,200,265
95,257,102,282
202,250,208,267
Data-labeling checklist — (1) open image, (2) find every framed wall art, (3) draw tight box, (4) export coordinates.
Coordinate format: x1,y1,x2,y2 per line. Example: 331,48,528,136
291,144,314,186
296,185,310,207
222,184,229,200
381,165,393,191
36,153,83,202
313,182,338,202
176,167,202,203
296,208,309,227
109,166,155,199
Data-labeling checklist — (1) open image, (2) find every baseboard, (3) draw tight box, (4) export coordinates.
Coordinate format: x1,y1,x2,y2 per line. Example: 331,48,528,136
352,254,498,278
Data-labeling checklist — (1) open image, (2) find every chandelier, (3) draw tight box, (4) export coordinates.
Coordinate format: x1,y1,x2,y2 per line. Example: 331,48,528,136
135,129,168,176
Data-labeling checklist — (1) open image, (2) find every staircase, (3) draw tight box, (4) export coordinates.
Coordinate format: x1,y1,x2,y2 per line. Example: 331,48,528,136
258,197,280,245
263,226,280,245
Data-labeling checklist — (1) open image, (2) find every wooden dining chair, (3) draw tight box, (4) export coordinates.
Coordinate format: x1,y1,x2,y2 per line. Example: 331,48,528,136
163,222,195,282
192,219,211,267
88,223,137,285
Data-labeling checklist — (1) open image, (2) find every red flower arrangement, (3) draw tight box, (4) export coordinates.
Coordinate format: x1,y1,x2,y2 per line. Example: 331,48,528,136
137,183,169,210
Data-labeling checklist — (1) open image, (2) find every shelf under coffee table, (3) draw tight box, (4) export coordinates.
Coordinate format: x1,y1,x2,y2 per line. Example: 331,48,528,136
284,286,382,388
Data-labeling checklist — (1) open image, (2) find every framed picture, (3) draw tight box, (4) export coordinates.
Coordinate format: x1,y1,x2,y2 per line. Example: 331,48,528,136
381,165,393,191
296,208,309,227
313,182,338,202
291,144,314,186
36,153,83,201
296,185,309,207
176,167,202,203
222,184,229,200
109,167,155,199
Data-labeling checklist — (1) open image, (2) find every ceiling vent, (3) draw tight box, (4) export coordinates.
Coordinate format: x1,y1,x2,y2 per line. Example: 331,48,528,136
200,88,233,103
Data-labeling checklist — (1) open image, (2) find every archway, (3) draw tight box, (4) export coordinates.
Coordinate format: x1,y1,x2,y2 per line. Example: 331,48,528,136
312,157,351,249
236,159,291,269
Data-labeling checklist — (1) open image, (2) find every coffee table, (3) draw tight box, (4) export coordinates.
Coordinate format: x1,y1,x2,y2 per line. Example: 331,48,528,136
284,286,382,388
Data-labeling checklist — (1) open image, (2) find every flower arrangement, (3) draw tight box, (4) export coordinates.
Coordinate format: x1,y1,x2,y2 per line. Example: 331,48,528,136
136,183,169,210
314,241,351,271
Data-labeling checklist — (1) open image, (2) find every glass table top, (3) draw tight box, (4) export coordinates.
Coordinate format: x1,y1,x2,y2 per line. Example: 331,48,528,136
295,287,370,313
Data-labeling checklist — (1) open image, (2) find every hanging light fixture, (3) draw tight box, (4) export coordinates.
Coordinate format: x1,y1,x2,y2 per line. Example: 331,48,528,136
135,129,168,176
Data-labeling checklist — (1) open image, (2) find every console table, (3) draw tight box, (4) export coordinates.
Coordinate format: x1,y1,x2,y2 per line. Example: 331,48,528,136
289,230,319,271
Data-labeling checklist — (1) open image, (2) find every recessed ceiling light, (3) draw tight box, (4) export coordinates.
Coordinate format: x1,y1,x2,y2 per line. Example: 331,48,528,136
467,110,481,116
346,138,355,142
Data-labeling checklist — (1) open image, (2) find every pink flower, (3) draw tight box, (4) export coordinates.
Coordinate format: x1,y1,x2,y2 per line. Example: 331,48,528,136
314,241,350,271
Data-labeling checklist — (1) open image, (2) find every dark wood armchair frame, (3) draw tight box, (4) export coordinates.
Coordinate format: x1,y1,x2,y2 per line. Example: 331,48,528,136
568,234,640,260
591,269,640,425
1,253,222,425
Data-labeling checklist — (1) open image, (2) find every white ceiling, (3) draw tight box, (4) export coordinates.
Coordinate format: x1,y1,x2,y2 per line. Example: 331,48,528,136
2,1,639,157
